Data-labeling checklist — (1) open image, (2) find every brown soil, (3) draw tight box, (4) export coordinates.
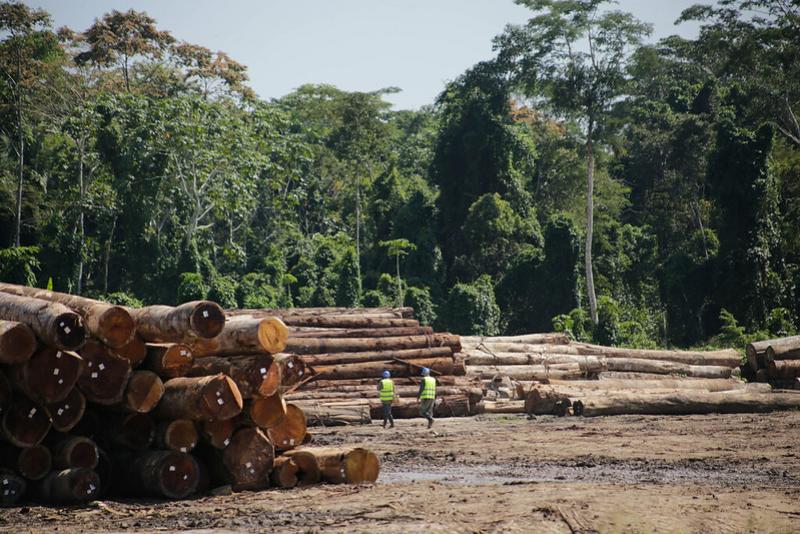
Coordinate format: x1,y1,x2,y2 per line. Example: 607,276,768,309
2,412,800,533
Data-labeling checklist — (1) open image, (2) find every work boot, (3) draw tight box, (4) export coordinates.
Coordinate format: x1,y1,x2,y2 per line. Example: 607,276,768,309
390,422,394,429
382,421,387,428
427,418,433,429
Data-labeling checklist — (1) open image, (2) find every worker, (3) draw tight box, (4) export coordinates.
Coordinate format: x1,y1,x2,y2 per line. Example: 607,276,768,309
378,370,395,428
417,367,436,428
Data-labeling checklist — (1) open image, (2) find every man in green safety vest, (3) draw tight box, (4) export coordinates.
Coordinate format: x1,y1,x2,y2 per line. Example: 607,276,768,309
417,367,436,429
378,370,395,428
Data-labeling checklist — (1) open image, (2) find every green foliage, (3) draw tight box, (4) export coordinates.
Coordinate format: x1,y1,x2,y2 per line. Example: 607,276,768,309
439,274,500,335
99,291,143,308
713,308,747,348
208,275,238,309
405,286,437,326
177,272,207,303
0,246,40,286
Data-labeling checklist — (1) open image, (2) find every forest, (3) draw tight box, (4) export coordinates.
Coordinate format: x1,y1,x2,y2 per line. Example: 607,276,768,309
0,0,798,349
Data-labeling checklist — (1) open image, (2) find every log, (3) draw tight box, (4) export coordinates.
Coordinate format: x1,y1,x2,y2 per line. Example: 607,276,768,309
291,447,379,484
302,404,372,426
267,403,307,451
460,333,569,345
0,444,51,480
115,370,164,413
0,283,136,348
313,356,464,381
220,427,274,491
280,449,321,486
0,371,9,414
130,300,225,342
46,387,86,432
144,343,194,378
188,355,280,399
0,319,37,364
573,390,800,417
249,391,287,429
747,338,783,370
121,450,199,499
0,469,26,505
765,336,800,363
274,353,310,388
38,468,100,503
300,346,453,367
371,395,472,419
105,412,155,450
77,340,132,405
300,376,467,389
289,325,432,339
200,419,236,450
155,419,198,453
548,378,749,392
466,352,605,368
572,343,741,367
466,363,591,381
51,435,99,470
11,347,84,403
0,292,86,350
598,371,712,381
603,358,732,378
767,359,800,379
462,342,584,354
523,385,571,416
112,335,147,367
189,316,288,357
155,374,243,422
286,333,461,355
2,396,51,447
482,401,526,414
270,456,299,488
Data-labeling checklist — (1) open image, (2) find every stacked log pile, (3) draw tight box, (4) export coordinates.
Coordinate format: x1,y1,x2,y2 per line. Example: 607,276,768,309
0,283,379,506
746,336,800,388
231,307,482,425
463,334,800,417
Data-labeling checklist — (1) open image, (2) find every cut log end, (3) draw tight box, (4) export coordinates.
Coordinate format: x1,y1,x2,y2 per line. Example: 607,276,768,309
2,397,52,447
267,404,307,451
46,388,86,433
222,427,274,491
115,413,156,450
201,419,236,449
257,317,289,354
270,456,298,488
158,452,199,499
54,312,87,350
249,392,287,429
114,336,148,367
98,306,136,348
124,371,165,413
284,450,321,486
0,470,26,505
79,340,132,405
0,321,37,364
41,468,101,503
202,375,244,421
21,348,84,404
17,445,52,480
160,420,199,453
54,436,99,470
190,302,226,339
258,361,282,398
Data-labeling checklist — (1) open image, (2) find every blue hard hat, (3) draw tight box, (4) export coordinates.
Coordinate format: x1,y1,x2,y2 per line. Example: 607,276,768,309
421,367,430,376
382,370,390,378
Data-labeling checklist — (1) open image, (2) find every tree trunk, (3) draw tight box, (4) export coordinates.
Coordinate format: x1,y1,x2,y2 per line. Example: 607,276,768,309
0,319,37,364
603,358,732,378
45,387,86,433
120,450,199,499
301,346,452,367
0,292,86,350
115,370,165,413
0,283,135,348
289,447,379,484
188,316,288,357
13,94,23,248
2,396,52,447
39,468,101,503
220,427,274,491
144,343,194,378
155,374,243,421
585,132,598,325
155,419,198,453
548,378,748,392
767,360,800,379
11,347,84,403
313,356,464,381
266,403,307,451
301,404,372,427
50,436,99,470
286,333,461,355
248,391,287,429
77,340,132,405
130,300,226,342
572,343,741,367
765,336,800,363
188,355,280,399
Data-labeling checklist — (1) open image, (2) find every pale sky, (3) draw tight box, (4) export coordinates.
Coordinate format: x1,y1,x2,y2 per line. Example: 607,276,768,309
27,0,708,110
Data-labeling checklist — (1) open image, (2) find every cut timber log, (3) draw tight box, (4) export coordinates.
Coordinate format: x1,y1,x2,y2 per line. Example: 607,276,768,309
548,378,748,392
462,342,583,354
302,405,372,426
122,451,199,499
188,355,279,399
313,356,464,381
220,427,274,491
270,456,299,488
603,358,732,378
0,283,135,348
292,447,379,484
461,333,569,346
11,347,83,403
523,386,571,416
105,412,155,450
289,325,431,339
284,385,483,402
286,333,461,355
248,391,287,429
2,397,51,447
144,343,193,378
482,401,526,414
0,444,51,480
0,469,26,505
573,390,800,417
130,300,225,342
39,468,100,503
189,316,288,357
115,370,164,413
0,292,86,350
465,352,605,367
280,450,321,486
200,419,235,449
573,344,741,367
113,335,147,367
747,339,784,371
155,419,198,453
372,395,472,419
155,374,243,422
0,320,36,364
767,359,800,379
466,363,591,381
0,371,9,413
765,336,800,363
46,387,86,432
274,353,309,388
301,346,453,367
78,340,131,405
267,403,307,451
51,436,99,470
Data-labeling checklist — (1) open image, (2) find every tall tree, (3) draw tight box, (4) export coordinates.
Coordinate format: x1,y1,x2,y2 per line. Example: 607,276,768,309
494,0,651,324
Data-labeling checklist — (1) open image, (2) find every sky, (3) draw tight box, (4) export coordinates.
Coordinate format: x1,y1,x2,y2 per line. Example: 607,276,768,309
26,0,709,110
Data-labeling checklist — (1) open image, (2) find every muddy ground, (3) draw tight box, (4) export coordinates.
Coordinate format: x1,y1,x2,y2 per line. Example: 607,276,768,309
2,412,799,533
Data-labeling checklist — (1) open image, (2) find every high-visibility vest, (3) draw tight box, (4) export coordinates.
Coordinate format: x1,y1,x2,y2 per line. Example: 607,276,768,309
379,378,394,402
420,376,436,400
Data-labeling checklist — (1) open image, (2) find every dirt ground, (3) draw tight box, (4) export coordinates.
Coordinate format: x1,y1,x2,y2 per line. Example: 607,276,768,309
2,412,800,533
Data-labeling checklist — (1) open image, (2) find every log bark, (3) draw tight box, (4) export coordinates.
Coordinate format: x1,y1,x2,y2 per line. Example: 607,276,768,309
461,342,584,354
573,390,800,417
603,358,732,378
46,387,86,432
286,333,461,355
188,316,288,357
0,469,26,505
130,300,225,342
285,385,483,402
482,401,526,414
289,325,432,339
0,444,51,480
0,283,135,348
267,403,307,451
767,359,800,379
274,353,310,388
372,395,472,419
313,356,464,381
144,343,194,378
290,447,379,484
466,363,592,381
155,374,243,422
280,449,322,486
248,391,287,429
220,427,274,491
270,456,299,488
78,339,132,405
115,370,164,413
548,378,748,392
121,451,199,499
0,292,86,350
300,346,453,367
0,319,37,364
466,352,605,368
573,343,741,367
104,412,155,450
188,355,280,399
51,435,99,470
112,335,147,367
461,333,569,346
155,419,198,453
11,347,84,404
200,418,236,450
523,386,571,416
2,396,51,447
765,336,800,363
746,338,787,370
302,404,372,426
39,468,100,503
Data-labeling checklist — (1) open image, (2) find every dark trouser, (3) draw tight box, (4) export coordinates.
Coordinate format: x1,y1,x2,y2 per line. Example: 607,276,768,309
382,401,394,426
419,398,434,422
